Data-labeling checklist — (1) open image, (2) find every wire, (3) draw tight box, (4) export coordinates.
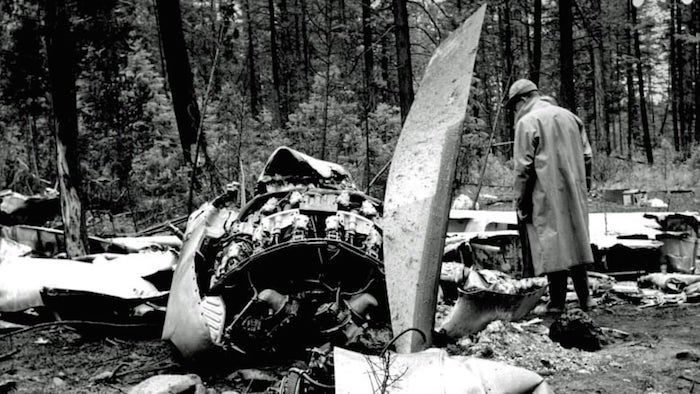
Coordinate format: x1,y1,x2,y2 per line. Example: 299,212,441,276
288,367,335,389
340,278,376,297
380,327,427,356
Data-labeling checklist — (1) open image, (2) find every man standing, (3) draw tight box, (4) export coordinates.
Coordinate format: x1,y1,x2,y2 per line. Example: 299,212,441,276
505,79,594,313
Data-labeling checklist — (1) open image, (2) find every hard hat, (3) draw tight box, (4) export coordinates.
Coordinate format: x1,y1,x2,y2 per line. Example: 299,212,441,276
503,79,538,108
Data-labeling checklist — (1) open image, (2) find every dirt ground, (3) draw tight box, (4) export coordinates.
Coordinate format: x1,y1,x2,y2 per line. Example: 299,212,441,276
1,301,698,393
546,303,700,394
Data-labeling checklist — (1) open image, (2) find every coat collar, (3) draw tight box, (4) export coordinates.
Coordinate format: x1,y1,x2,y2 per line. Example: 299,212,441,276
515,95,558,122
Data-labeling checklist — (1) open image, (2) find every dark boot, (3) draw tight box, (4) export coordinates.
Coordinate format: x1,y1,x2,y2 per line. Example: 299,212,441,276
546,270,568,311
571,264,592,311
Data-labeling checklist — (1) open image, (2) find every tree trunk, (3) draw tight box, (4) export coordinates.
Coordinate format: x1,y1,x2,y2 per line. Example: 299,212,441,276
592,45,609,155
694,1,699,143
503,0,514,83
300,0,311,94
44,0,89,258
670,0,680,151
279,0,293,116
615,40,623,154
625,0,636,160
267,0,284,128
647,71,655,128
590,0,610,155
362,0,374,187
632,4,653,164
320,0,333,160
380,30,392,103
558,0,576,110
392,0,414,125
245,0,259,117
362,0,375,111
530,0,541,84
676,0,686,151
292,0,303,96
502,0,514,157
155,0,201,165
27,114,40,178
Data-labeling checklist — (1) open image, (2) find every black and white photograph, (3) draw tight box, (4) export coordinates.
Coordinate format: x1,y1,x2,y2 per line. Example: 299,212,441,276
0,0,699,392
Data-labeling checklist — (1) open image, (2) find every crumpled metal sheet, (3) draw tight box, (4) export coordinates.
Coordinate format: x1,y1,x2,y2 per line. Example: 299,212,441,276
0,237,32,259
82,250,179,279
0,189,60,226
446,210,678,260
638,273,700,293
334,347,553,394
162,202,230,360
257,146,353,186
0,225,181,258
106,236,183,252
0,257,164,312
438,271,546,339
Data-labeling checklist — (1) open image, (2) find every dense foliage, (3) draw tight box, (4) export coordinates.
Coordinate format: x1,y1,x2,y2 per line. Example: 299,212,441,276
0,0,698,233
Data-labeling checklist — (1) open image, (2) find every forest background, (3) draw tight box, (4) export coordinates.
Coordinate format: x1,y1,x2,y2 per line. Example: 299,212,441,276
1,0,699,236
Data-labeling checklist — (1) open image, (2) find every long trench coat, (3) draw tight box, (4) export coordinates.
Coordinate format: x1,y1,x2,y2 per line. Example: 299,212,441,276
513,96,594,275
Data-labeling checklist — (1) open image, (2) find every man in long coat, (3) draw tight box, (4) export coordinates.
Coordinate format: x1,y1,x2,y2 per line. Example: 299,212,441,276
505,79,594,312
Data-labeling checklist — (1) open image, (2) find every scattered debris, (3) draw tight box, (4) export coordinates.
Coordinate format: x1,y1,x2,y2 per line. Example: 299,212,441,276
643,198,668,208
227,369,277,391
0,380,16,394
0,349,19,362
451,194,478,210
128,374,206,394
450,320,605,376
0,224,181,257
549,309,605,351
51,377,66,387
638,273,700,293
676,350,700,362
600,327,630,340
229,368,276,383
90,370,117,382
679,374,700,385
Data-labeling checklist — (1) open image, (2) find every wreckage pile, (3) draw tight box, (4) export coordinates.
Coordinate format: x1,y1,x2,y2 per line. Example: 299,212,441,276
448,319,605,375
162,147,391,364
612,272,700,306
0,191,183,325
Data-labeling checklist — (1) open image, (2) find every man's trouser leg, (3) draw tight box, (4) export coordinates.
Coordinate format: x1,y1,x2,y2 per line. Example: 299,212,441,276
517,217,535,278
570,264,590,311
546,271,568,309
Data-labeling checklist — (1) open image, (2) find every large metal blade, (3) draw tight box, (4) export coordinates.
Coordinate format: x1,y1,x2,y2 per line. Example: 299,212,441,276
383,4,487,353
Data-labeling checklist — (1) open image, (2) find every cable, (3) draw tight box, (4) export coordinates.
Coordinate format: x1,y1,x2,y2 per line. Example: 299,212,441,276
288,367,335,389
380,327,427,356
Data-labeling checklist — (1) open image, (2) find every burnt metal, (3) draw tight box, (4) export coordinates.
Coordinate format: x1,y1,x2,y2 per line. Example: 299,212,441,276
163,147,389,360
